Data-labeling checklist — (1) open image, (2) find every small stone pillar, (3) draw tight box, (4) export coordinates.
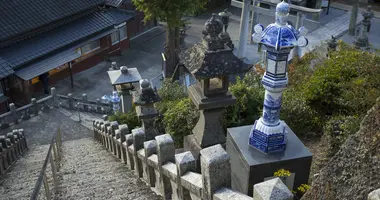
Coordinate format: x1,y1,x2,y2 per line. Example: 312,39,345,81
51,87,57,107
132,128,145,177
180,14,246,171
143,140,157,186
237,0,251,59
68,93,74,109
31,98,38,115
175,151,196,200
82,93,88,111
133,79,161,141
200,144,231,200
253,178,293,200
107,65,142,113
155,134,175,199
9,103,18,124
349,0,359,36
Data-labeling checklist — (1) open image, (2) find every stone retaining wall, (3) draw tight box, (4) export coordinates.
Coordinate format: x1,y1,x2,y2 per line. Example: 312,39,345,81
0,129,27,175
93,120,294,200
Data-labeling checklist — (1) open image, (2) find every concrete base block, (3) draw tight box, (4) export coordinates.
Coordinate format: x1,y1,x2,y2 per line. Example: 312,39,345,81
226,124,312,196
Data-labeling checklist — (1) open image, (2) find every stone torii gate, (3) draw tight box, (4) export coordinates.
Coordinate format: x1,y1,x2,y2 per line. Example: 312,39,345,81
232,0,321,59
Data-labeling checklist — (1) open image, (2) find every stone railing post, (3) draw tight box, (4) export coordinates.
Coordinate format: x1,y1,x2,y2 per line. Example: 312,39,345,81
143,140,157,186
110,121,119,155
253,178,293,200
200,144,231,200
368,188,380,200
0,136,9,170
5,138,15,164
82,93,88,112
125,133,134,169
68,93,74,109
132,128,145,177
103,121,111,149
31,98,38,115
96,98,102,113
115,124,128,160
155,134,175,199
175,151,196,200
6,133,19,158
51,87,57,107
9,103,18,124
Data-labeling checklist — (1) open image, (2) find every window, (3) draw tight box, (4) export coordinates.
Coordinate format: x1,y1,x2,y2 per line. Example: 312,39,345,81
111,31,120,45
119,26,128,40
81,40,100,54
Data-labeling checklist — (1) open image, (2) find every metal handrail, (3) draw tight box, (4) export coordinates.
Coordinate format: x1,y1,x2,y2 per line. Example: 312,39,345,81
30,128,62,200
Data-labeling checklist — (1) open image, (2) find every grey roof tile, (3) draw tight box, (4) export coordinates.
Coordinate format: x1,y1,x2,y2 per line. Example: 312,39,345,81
0,10,134,69
0,58,14,79
0,0,105,41
105,0,124,7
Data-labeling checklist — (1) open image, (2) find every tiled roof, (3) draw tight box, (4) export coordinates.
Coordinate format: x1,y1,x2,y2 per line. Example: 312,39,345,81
15,50,81,81
105,0,124,7
0,58,14,79
0,0,105,41
0,10,135,69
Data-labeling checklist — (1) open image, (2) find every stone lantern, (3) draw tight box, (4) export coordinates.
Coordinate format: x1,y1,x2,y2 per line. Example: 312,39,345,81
250,0,309,154
354,5,374,50
107,65,142,113
226,2,313,196
132,79,161,141
180,13,245,163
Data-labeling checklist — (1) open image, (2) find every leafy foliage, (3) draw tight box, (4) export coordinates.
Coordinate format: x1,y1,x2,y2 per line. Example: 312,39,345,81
162,98,198,147
108,108,140,130
323,115,361,156
223,72,264,129
132,0,207,27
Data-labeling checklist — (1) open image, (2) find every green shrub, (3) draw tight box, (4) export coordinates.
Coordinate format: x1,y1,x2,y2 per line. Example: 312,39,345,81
223,72,264,129
162,98,198,147
281,88,323,137
108,108,140,130
323,115,361,156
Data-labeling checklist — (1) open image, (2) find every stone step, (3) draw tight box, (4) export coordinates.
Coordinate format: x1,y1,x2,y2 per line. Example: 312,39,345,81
0,144,51,200
55,138,161,200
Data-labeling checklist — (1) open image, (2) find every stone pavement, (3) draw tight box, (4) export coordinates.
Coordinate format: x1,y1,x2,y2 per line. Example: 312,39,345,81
0,109,93,147
340,14,380,49
300,11,363,57
55,138,161,200
0,144,51,200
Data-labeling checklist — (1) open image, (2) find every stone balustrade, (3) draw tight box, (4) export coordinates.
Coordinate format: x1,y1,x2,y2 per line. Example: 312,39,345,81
0,129,28,175
56,93,112,114
0,87,113,130
93,120,294,200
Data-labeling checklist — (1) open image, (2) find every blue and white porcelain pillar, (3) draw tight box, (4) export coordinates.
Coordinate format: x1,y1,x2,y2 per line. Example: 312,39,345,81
249,1,308,153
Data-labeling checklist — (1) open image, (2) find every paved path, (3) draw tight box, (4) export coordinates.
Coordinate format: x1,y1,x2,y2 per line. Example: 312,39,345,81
0,144,50,200
55,138,161,200
0,109,93,147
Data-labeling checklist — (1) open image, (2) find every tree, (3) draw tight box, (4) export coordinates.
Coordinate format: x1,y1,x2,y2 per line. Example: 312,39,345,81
132,0,207,78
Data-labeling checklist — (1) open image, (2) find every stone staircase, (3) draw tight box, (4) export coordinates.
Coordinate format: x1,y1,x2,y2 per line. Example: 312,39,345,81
0,144,51,200
55,138,161,200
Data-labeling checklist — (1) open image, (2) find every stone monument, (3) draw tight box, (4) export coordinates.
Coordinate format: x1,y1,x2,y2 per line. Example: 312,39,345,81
180,13,246,169
107,65,142,113
227,1,312,196
132,79,161,141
